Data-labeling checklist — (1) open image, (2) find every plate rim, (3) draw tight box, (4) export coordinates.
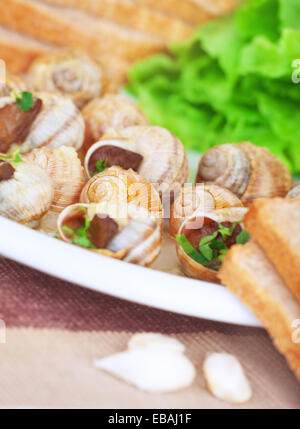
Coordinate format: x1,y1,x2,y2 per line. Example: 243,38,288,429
0,216,261,328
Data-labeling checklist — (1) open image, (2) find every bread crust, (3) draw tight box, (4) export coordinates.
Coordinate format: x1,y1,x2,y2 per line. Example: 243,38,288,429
37,0,193,42
219,241,300,382
140,0,236,25
245,199,300,305
0,0,165,62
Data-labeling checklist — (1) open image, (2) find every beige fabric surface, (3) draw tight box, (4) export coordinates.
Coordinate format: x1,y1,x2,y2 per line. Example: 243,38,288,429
0,257,300,408
1,329,300,409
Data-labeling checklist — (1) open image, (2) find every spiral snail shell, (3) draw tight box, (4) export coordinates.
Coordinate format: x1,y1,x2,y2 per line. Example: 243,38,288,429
170,183,244,237
170,184,247,282
28,50,102,109
196,142,293,205
84,126,188,199
80,166,163,225
57,203,162,267
81,95,149,158
287,182,300,199
0,73,28,97
0,160,53,224
25,146,85,233
16,92,85,154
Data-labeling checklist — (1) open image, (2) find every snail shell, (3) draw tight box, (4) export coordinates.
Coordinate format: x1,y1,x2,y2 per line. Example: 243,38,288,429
57,203,162,267
85,126,188,197
196,142,293,205
171,184,247,283
28,50,102,109
287,182,300,199
18,92,85,154
81,95,149,157
0,161,53,224
25,146,85,233
170,183,244,237
80,166,163,225
0,73,28,97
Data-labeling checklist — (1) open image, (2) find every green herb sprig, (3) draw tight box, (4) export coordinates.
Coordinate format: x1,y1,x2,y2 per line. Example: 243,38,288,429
0,147,22,164
94,157,109,175
14,91,34,112
62,207,96,249
176,222,250,271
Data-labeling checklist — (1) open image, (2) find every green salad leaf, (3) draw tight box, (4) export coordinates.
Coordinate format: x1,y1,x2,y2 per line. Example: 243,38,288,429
126,0,300,174
176,222,250,271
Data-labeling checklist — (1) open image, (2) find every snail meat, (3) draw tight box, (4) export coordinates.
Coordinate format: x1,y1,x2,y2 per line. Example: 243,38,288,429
0,98,42,153
81,94,149,157
58,203,162,267
170,184,248,282
87,144,144,175
86,215,119,249
0,161,15,181
84,126,188,200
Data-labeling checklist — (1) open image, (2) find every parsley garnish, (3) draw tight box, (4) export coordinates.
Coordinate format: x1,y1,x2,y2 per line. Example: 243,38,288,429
176,222,250,271
0,147,22,164
62,209,96,249
14,91,34,111
236,229,251,244
94,157,108,175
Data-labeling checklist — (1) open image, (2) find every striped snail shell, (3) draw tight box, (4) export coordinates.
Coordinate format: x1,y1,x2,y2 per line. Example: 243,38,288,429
196,142,293,206
28,50,102,109
57,203,162,267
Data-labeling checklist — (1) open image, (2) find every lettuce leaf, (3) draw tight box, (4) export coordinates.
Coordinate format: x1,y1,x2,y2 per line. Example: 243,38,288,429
127,0,300,173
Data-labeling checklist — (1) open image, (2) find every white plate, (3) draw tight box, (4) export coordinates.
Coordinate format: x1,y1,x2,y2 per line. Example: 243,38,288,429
0,216,261,327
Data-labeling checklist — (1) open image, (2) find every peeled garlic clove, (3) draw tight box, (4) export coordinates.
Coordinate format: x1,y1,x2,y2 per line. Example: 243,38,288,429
203,353,252,404
28,50,102,109
128,333,185,353
0,161,53,224
94,347,195,393
81,94,149,157
20,92,85,153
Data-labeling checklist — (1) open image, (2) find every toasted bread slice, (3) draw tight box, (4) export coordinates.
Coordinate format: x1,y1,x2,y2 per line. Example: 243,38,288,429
0,26,52,73
244,199,300,305
0,0,165,62
0,25,130,93
36,0,193,42
219,241,300,382
140,0,236,25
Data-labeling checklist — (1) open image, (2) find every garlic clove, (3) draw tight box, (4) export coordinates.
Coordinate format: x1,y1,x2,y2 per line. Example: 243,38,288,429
128,333,185,353
94,347,195,393
203,352,252,404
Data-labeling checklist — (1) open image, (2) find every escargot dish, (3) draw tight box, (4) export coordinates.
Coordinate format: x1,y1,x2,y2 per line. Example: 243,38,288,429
170,184,248,282
28,50,102,109
58,203,162,267
26,146,85,233
0,92,84,155
84,126,188,198
81,95,149,157
0,156,53,224
196,142,293,205
80,166,163,225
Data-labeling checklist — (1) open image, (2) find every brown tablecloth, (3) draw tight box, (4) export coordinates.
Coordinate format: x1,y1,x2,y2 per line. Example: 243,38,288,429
0,256,299,409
